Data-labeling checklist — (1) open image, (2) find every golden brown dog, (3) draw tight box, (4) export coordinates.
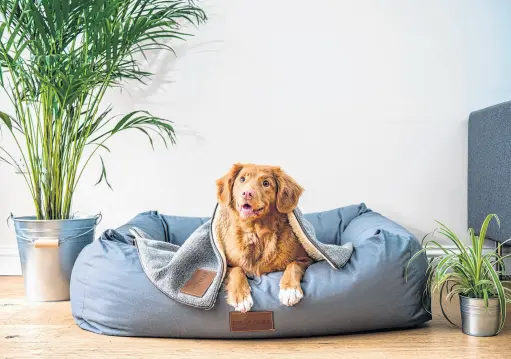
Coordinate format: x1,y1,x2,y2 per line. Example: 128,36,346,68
216,163,313,312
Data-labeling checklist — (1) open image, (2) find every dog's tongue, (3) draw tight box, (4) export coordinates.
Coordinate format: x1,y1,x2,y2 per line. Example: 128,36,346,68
240,204,256,217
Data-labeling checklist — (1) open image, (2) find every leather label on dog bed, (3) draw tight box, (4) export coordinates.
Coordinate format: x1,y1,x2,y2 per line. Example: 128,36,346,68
180,269,216,297
229,311,275,332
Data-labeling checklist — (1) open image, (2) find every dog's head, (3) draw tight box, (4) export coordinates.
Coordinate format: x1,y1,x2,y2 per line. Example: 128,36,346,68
216,163,303,219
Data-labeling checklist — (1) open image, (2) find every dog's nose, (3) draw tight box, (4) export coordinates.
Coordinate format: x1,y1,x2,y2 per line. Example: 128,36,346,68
242,189,254,200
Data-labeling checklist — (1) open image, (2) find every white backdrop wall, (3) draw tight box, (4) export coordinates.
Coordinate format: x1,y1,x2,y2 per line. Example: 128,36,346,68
2,0,511,273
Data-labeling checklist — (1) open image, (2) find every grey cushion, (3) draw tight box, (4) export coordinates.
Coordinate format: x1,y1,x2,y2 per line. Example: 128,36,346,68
70,203,431,338
468,100,511,242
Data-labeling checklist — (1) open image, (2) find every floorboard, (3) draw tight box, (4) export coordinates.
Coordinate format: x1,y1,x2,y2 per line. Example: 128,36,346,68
1,276,510,358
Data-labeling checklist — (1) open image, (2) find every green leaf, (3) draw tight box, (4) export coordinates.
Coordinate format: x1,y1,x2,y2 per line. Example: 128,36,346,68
111,111,141,133
477,214,500,255
0,111,13,130
92,143,111,153
94,156,113,190
135,127,154,150
482,257,507,333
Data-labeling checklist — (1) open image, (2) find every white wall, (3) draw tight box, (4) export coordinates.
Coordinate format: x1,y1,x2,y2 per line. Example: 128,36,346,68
2,0,511,273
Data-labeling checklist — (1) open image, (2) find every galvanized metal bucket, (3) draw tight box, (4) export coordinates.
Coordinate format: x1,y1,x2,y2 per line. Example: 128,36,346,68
460,295,500,337
9,214,101,302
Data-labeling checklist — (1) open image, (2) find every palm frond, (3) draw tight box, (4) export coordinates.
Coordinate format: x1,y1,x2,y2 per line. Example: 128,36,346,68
0,0,206,219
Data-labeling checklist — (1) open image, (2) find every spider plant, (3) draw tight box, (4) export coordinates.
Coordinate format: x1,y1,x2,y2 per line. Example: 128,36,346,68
407,214,511,334
0,0,206,219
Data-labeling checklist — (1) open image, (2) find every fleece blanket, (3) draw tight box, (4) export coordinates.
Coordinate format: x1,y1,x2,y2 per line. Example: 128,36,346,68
132,204,354,309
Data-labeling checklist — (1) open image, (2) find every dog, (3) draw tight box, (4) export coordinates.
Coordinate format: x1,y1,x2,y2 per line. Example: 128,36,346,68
216,163,313,312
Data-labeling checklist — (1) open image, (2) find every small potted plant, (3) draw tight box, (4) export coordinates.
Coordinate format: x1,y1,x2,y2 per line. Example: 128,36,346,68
0,0,206,301
408,214,511,336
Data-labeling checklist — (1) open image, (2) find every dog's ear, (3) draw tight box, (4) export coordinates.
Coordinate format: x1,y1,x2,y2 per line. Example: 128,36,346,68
273,167,304,213
216,163,244,207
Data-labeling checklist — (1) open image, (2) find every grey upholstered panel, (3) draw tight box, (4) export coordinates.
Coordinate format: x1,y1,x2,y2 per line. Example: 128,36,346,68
468,101,511,242
70,204,431,338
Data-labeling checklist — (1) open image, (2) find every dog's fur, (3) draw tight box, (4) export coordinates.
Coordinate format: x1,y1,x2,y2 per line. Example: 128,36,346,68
216,163,313,312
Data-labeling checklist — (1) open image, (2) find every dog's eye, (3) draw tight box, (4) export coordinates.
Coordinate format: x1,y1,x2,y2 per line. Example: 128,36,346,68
263,180,270,187
240,177,245,183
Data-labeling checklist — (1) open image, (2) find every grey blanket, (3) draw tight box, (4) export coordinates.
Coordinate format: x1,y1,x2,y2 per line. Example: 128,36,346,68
133,204,354,309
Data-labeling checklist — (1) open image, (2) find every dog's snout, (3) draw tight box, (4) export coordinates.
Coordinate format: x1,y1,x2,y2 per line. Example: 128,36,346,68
242,189,255,200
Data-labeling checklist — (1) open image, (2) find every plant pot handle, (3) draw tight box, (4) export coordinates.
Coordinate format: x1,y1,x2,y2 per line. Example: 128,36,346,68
58,213,102,244
6,213,14,232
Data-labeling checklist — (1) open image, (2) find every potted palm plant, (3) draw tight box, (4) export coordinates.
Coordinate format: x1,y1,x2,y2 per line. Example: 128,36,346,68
408,214,511,336
0,0,206,301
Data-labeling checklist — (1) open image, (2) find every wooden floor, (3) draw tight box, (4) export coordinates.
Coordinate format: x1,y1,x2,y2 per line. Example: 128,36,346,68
1,276,510,359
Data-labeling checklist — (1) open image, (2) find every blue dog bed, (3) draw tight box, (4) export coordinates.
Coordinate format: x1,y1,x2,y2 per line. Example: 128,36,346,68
70,203,431,338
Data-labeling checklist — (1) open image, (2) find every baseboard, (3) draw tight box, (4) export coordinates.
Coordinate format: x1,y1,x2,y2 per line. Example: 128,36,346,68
0,245,21,275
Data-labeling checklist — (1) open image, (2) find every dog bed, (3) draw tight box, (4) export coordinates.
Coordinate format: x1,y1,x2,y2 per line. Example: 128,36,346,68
70,203,431,338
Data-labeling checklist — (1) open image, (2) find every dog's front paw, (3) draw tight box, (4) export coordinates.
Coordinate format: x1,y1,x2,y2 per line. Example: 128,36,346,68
279,286,303,306
227,291,253,312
